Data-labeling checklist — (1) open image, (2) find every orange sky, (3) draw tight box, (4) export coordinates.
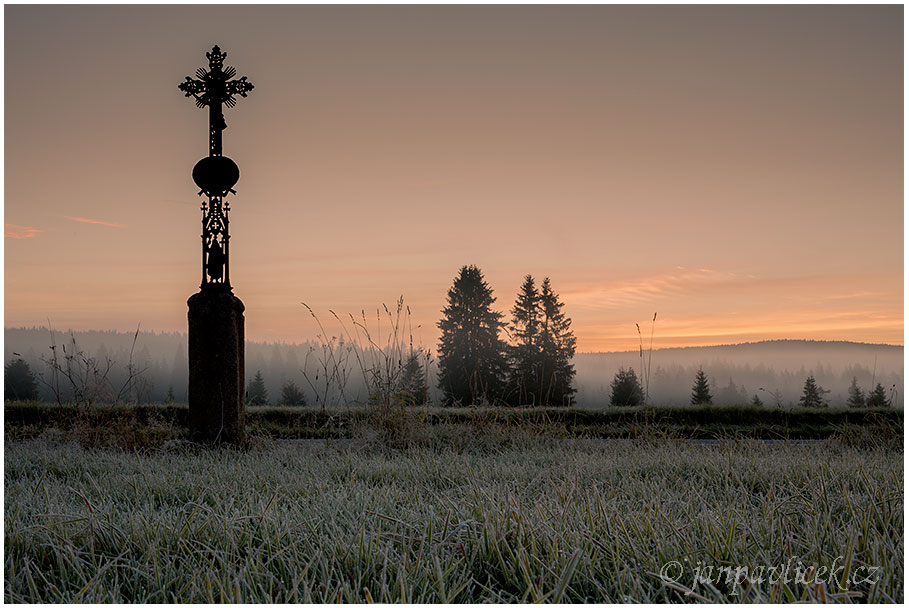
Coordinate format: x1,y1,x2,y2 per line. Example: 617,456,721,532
4,5,904,352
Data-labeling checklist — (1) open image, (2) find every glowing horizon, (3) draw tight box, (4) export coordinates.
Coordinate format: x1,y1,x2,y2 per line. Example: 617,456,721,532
4,5,903,353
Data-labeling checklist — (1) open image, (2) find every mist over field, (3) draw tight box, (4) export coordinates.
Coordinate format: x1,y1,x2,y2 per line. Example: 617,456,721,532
5,328,901,408
573,341,902,407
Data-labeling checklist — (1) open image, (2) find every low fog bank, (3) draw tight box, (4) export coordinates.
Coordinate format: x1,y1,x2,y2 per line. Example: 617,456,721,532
574,341,903,408
4,329,903,408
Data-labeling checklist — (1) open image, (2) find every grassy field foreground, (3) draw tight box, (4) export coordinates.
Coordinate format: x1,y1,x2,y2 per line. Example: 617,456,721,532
4,437,903,602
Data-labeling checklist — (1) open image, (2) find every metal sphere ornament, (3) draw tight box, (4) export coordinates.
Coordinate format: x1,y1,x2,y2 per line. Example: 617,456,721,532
192,155,240,197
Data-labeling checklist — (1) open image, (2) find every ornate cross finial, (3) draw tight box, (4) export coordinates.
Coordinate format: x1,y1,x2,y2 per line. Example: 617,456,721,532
178,44,254,291
179,45,254,111
207,45,226,70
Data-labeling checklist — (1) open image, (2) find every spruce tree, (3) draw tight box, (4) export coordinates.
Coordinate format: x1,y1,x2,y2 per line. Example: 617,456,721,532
507,275,542,405
690,368,712,405
867,383,889,407
717,378,744,405
437,265,508,405
610,367,643,406
751,394,763,407
246,370,269,405
798,374,829,408
538,277,577,406
4,358,38,401
846,377,866,408
397,351,429,406
280,380,306,406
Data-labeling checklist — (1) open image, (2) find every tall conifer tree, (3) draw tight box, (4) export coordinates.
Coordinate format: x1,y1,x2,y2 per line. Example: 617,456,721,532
798,374,829,408
610,367,643,406
4,358,38,401
690,368,713,405
846,377,866,408
508,275,542,405
397,351,429,406
867,383,889,407
506,276,577,406
246,370,269,406
538,277,577,406
437,266,508,405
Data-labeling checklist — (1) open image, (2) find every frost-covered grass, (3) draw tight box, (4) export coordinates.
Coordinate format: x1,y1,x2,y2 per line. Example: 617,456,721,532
4,438,902,602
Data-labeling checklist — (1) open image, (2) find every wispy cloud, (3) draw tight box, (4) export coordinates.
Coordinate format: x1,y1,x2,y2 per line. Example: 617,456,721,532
564,267,750,308
65,216,124,228
826,291,888,301
5,223,43,239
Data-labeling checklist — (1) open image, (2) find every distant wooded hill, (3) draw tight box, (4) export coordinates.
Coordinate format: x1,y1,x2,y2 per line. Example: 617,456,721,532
4,328,902,407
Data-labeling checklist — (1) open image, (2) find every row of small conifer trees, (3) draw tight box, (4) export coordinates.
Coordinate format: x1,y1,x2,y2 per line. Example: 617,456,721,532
607,367,892,408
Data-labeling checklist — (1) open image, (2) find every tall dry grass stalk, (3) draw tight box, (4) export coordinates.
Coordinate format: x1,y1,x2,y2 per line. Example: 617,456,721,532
37,323,148,408
300,297,434,446
635,313,657,404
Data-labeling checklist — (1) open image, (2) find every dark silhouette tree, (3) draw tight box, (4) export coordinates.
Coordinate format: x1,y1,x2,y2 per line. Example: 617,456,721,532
717,377,746,405
166,385,176,403
798,375,829,408
867,382,889,407
246,370,269,405
4,358,38,401
846,377,866,408
397,351,429,406
507,275,542,405
751,394,763,407
610,367,643,406
538,277,576,406
437,265,508,405
279,380,306,406
690,368,712,405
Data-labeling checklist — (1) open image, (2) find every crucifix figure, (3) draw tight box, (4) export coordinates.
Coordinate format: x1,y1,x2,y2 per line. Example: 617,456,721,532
178,45,254,445
179,45,254,291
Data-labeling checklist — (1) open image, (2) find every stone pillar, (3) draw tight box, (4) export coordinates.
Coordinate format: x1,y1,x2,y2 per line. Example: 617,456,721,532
187,291,246,444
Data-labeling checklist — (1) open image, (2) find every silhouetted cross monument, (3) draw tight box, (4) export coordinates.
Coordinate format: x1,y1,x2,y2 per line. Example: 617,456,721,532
179,45,254,444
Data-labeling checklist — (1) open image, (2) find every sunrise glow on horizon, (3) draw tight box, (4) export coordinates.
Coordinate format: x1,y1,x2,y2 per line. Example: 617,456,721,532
4,5,903,353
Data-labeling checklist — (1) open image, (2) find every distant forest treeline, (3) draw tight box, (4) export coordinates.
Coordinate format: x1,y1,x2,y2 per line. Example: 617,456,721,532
4,328,903,408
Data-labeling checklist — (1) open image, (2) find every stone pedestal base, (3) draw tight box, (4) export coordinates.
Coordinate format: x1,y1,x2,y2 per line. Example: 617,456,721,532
187,291,246,445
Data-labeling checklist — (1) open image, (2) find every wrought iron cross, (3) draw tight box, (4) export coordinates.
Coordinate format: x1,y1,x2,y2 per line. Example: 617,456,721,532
179,45,254,290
